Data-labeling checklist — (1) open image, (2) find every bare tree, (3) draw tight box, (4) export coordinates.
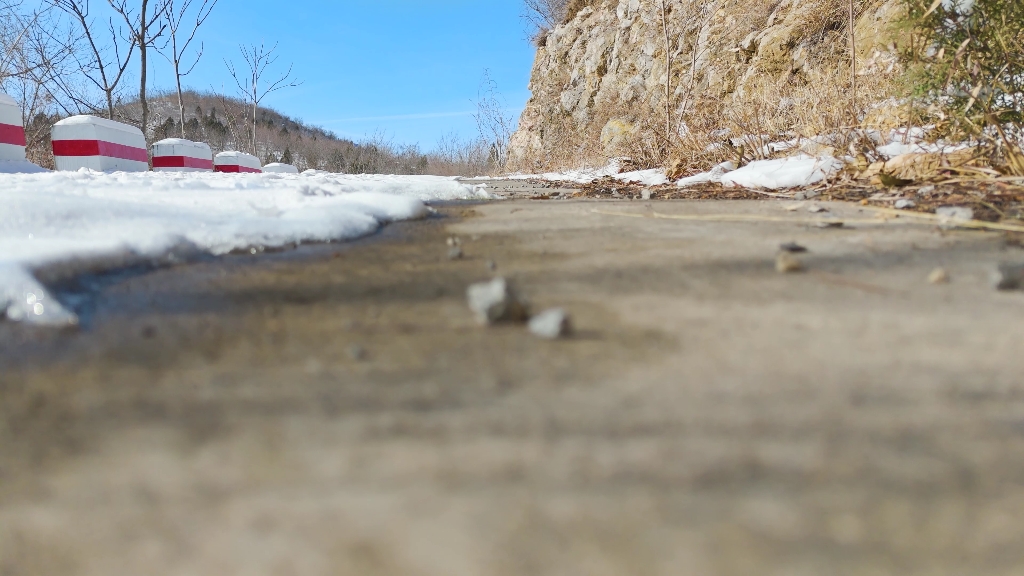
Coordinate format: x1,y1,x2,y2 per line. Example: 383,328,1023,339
225,42,300,155
473,70,516,171
1,1,36,82
48,0,135,119
109,0,170,134
160,0,216,137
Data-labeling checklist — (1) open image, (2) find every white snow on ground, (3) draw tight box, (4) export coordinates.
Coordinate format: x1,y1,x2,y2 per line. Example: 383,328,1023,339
721,155,844,190
615,169,670,186
507,159,669,186
0,170,490,325
677,161,737,187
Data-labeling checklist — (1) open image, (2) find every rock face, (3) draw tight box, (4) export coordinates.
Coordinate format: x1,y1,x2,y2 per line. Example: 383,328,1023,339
509,0,903,172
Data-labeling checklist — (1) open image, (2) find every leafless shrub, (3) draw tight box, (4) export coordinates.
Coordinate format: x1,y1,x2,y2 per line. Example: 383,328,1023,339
428,132,492,176
473,69,516,172
522,0,568,33
225,42,301,156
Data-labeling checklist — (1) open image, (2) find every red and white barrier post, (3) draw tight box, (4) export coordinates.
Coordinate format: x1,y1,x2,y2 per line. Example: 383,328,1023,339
151,138,214,172
0,92,27,162
51,115,148,172
262,162,298,174
214,151,262,173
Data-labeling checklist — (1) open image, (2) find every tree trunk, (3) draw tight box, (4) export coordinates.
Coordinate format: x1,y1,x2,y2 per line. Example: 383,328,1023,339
176,68,185,137
139,0,149,136
106,90,115,120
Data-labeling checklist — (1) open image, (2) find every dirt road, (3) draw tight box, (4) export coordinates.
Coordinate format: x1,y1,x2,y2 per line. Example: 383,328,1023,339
2,199,1024,575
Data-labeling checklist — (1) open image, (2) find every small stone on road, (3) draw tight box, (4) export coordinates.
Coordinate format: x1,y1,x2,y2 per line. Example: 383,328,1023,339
776,252,804,273
928,267,950,285
992,263,1024,291
467,277,528,325
529,308,573,340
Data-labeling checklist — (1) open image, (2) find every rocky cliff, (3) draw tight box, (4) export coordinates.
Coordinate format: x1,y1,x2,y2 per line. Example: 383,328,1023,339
509,0,904,172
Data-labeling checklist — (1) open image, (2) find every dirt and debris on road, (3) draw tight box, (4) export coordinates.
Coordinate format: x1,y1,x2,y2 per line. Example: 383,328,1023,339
2,199,1024,575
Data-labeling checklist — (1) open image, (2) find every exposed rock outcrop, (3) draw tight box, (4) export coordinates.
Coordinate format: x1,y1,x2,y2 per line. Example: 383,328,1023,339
509,0,904,172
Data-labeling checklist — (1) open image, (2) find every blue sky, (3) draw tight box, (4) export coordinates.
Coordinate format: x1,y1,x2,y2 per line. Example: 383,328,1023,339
146,0,538,149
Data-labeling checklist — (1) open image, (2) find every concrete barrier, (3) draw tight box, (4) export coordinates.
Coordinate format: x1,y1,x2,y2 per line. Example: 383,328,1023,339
0,92,27,162
262,162,298,174
152,138,213,172
51,115,148,172
214,151,262,173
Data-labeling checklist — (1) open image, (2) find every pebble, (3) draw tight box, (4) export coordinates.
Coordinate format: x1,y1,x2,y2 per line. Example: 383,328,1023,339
992,263,1024,291
928,267,950,285
808,204,828,213
347,345,367,361
895,199,916,209
448,246,464,260
529,308,573,340
815,221,844,229
641,189,652,200
779,242,808,253
467,277,528,325
776,252,804,273
486,260,498,272
447,236,462,247
936,206,974,227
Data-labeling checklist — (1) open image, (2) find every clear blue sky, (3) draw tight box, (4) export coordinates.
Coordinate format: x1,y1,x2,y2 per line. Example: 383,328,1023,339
148,0,537,149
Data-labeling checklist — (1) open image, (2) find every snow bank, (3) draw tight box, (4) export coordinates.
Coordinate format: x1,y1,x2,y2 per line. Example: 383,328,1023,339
721,155,843,190
0,171,491,325
615,169,669,186
511,160,670,186
677,161,737,187
263,162,299,174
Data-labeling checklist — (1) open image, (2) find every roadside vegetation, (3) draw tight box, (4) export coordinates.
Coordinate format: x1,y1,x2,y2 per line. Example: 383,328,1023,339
901,0,1024,174
517,0,1024,185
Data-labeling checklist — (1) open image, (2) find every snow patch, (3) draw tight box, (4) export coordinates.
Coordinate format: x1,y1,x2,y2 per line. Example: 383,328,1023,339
721,155,844,190
511,159,668,185
677,161,737,187
0,171,491,325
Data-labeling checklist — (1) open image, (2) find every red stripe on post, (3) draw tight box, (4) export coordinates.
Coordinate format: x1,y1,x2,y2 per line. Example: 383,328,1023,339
215,165,262,173
153,155,215,169
0,123,26,147
52,139,148,162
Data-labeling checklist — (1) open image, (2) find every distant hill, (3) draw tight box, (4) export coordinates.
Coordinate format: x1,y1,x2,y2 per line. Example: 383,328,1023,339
23,90,490,176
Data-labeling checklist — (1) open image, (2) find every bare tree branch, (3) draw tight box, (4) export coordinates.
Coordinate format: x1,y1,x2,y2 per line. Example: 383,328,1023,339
48,0,136,119
160,0,217,137
224,42,301,155
108,0,172,134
